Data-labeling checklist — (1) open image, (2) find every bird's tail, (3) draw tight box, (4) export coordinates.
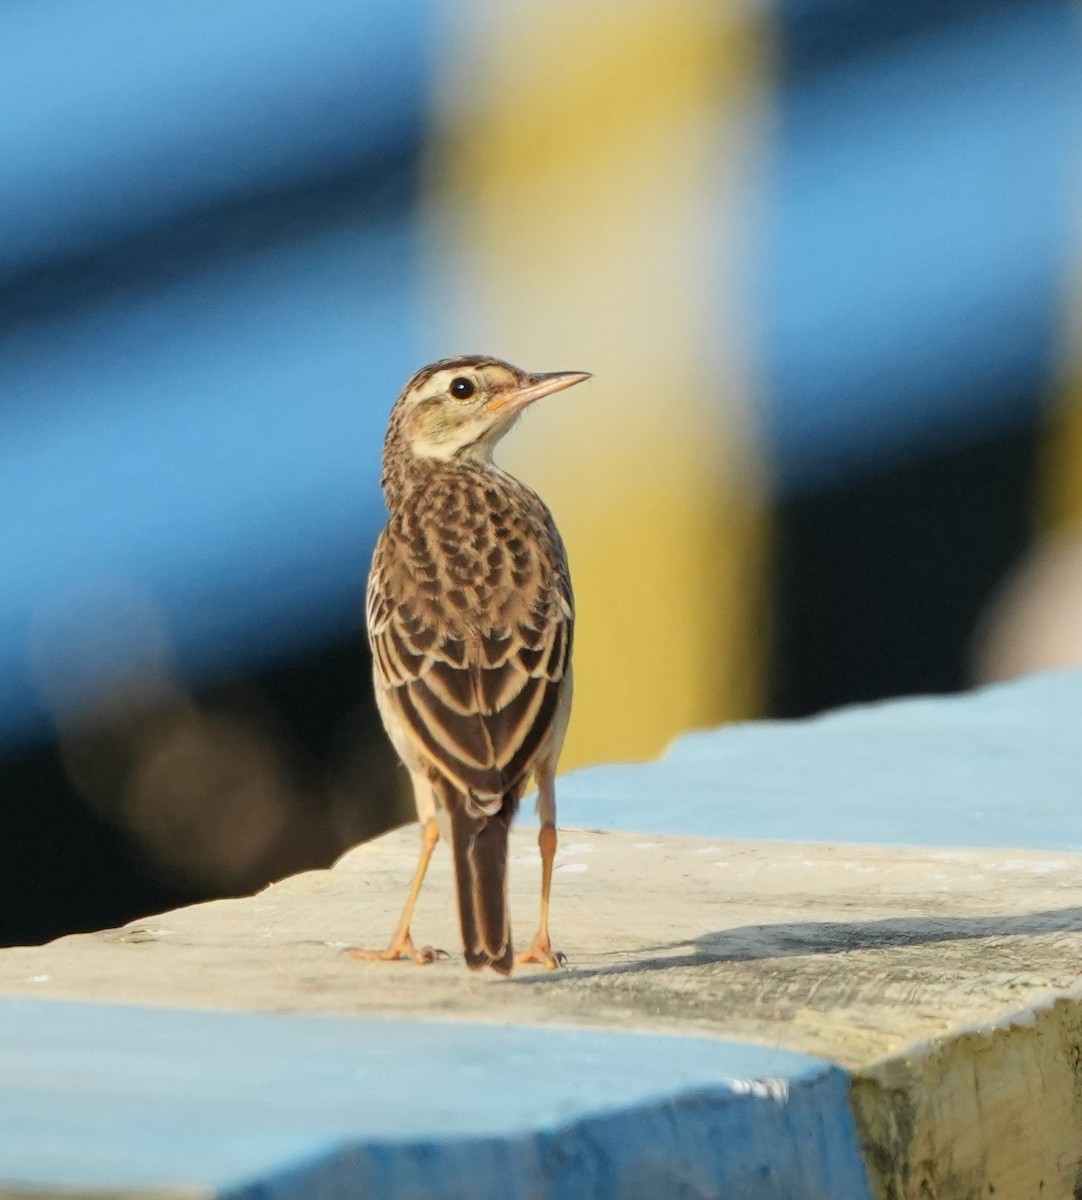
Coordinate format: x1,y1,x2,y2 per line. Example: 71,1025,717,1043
447,798,513,975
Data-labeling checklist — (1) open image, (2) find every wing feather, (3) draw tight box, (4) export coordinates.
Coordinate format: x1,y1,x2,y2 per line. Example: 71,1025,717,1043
366,523,572,806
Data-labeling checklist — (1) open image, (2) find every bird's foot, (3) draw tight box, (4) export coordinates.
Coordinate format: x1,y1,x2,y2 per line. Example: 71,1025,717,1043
346,933,447,966
515,934,567,971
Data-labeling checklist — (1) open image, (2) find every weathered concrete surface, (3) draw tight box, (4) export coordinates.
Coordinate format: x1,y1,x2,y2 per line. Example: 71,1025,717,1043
3,826,1082,1065
4,824,1082,1197
0,828,1077,1057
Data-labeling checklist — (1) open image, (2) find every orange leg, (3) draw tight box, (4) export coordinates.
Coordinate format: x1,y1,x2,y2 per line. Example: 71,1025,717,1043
516,819,566,970
347,817,444,965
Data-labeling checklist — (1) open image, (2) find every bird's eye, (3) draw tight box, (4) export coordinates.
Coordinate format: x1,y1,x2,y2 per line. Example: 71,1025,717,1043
449,377,476,400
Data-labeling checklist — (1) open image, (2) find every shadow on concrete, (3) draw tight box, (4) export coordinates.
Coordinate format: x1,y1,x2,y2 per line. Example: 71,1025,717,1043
509,907,1082,985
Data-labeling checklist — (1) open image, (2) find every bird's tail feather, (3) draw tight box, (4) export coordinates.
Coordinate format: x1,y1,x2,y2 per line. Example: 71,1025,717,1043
448,800,513,975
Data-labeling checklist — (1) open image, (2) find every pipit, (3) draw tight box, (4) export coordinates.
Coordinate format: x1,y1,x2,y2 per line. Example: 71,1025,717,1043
351,355,589,974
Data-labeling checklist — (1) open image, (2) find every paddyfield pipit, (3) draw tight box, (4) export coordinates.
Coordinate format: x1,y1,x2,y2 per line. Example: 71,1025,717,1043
352,355,589,974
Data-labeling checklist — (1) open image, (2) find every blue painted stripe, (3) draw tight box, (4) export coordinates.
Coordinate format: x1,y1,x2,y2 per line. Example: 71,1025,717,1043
561,672,1082,850
760,0,1082,489
0,1,440,748
0,0,432,269
0,219,424,748
0,999,872,1199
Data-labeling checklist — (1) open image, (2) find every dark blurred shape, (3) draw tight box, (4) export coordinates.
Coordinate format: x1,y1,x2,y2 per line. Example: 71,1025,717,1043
778,0,1035,78
0,633,403,948
771,421,1040,717
0,742,196,948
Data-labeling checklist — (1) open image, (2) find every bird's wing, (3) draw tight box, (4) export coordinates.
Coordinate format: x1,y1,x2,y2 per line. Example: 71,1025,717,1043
367,527,572,807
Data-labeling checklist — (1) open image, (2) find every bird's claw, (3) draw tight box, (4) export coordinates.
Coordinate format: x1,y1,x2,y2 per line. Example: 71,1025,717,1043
345,935,446,966
515,939,567,971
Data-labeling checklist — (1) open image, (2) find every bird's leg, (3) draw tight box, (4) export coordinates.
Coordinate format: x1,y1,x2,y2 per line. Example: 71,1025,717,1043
514,822,562,968
347,817,444,965
517,768,566,969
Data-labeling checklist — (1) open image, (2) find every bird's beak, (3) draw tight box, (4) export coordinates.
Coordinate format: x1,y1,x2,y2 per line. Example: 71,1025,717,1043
488,370,591,414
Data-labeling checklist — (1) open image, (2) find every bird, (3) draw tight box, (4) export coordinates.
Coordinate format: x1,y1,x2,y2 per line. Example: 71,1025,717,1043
350,355,589,974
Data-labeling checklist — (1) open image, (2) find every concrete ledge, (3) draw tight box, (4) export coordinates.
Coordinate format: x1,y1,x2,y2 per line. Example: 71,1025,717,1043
3,672,1081,1198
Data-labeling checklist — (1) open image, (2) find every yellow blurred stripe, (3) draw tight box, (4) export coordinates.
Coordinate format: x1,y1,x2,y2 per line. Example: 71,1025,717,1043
1042,250,1082,531
424,0,771,769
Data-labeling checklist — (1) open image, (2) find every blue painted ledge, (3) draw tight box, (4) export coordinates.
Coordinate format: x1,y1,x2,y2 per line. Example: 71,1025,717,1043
562,670,1082,849
0,1000,871,1200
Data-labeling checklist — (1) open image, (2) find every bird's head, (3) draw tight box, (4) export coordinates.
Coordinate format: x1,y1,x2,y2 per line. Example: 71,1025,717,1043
382,355,590,486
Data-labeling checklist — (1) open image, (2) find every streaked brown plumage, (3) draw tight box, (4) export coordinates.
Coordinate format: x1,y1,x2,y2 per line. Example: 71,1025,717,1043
352,355,589,974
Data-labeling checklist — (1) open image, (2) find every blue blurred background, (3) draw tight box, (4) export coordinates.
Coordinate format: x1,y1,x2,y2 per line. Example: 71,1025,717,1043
2,0,1080,943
